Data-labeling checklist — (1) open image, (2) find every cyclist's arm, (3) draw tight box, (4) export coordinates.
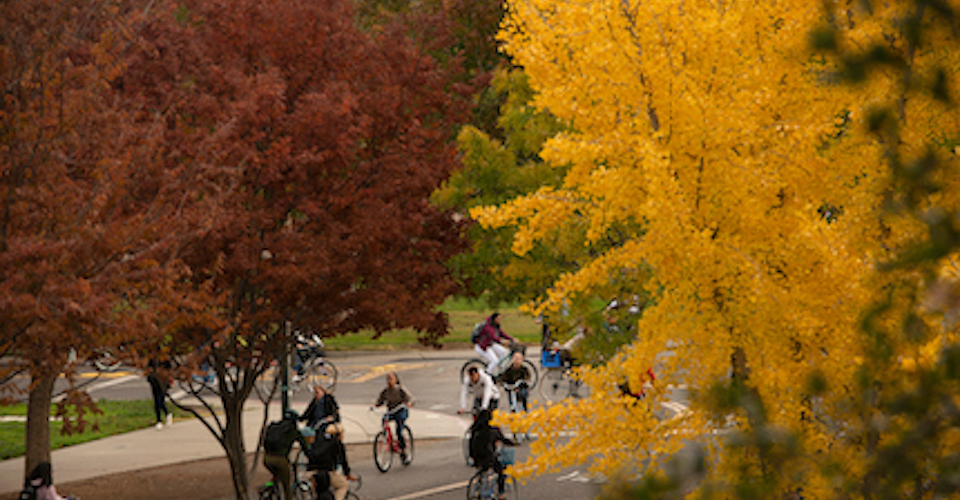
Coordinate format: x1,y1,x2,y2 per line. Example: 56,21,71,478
480,375,495,410
374,388,386,408
402,386,416,407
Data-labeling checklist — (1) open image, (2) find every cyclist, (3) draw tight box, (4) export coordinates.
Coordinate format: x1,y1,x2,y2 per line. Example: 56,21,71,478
498,352,531,412
468,408,516,500
473,312,517,377
292,331,324,382
262,409,307,500
307,422,356,500
300,384,340,432
458,366,500,415
372,372,416,461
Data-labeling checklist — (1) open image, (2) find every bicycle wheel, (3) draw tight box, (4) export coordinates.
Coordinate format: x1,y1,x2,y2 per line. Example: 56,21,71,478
292,479,314,500
304,358,338,392
462,428,474,466
465,469,484,500
460,359,486,382
520,359,539,390
258,482,281,500
373,431,393,472
399,426,414,465
502,475,519,500
466,469,501,500
291,449,316,500
93,349,122,372
540,368,571,403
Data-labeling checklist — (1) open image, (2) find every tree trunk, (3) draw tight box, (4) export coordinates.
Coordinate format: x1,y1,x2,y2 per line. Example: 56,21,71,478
223,396,249,499
25,371,57,480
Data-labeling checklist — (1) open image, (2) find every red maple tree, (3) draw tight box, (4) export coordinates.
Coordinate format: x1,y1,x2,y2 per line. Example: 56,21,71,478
119,0,472,495
0,0,188,477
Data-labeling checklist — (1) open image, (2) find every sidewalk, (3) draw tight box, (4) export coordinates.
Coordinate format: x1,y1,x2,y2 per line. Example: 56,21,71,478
0,401,470,496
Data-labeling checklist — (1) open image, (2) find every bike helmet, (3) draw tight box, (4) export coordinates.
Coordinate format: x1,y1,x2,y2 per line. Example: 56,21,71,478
283,409,299,421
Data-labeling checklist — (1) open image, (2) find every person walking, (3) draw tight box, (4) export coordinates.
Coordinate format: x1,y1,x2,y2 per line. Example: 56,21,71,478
146,358,172,430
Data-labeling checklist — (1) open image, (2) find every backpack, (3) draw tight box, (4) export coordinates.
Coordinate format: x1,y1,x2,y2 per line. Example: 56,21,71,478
263,420,291,454
468,426,492,466
470,321,485,344
307,431,338,471
18,484,36,500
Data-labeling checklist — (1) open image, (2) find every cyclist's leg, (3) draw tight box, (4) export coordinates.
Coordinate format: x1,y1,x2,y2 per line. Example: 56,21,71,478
391,408,409,448
518,384,529,412
487,344,509,375
329,470,349,500
263,454,292,500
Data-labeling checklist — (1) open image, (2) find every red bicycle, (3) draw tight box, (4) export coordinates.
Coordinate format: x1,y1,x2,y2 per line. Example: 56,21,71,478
371,405,413,472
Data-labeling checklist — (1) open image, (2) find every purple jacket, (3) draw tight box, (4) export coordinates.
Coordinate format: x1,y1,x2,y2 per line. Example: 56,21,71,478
477,316,516,350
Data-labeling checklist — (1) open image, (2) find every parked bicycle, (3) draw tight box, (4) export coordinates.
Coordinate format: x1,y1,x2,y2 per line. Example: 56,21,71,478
466,448,518,500
371,405,413,472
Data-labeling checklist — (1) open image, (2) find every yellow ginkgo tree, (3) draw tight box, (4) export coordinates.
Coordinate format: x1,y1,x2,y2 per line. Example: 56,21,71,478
478,0,960,497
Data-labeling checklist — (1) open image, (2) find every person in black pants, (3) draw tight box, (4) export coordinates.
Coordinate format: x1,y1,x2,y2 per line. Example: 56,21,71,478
147,359,171,430
468,409,516,500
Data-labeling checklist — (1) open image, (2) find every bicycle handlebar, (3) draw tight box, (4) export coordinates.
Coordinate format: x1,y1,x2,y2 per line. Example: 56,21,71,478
369,403,409,416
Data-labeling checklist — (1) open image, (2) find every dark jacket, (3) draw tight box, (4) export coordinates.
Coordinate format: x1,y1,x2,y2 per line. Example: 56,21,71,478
307,434,351,476
264,418,305,456
300,395,339,429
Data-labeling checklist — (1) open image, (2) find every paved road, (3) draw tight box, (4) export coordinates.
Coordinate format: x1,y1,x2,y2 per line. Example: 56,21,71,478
3,348,687,499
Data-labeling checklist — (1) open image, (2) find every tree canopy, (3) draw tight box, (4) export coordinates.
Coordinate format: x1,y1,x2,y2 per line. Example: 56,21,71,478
483,0,960,497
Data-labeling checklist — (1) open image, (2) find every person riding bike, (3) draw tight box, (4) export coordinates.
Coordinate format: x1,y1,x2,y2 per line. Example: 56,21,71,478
300,384,340,432
458,366,500,415
473,313,518,377
306,422,356,500
498,352,531,412
262,409,307,500
372,372,416,461
468,408,516,500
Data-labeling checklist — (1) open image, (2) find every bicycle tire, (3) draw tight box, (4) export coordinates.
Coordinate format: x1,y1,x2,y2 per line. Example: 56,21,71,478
519,359,539,390
400,426,414,466
466,469,484,500
292,479,314,500
258,482,281,500
304,358,338,392
540,368,571,403
462,428,474,466
93,350,122,372
293,448,310,490
459,359,486,382
467,468,513,500
503,475,519,500
373,431,393,472
345,493,359,500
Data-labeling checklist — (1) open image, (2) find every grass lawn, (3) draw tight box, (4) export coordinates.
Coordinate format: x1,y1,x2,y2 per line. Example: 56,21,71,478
0,400,190,460
323,298,541,350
